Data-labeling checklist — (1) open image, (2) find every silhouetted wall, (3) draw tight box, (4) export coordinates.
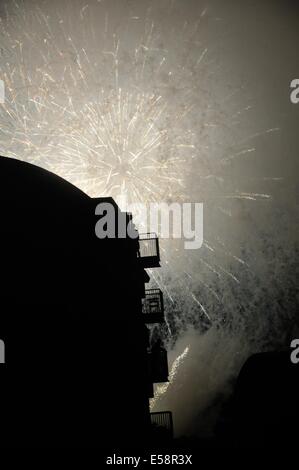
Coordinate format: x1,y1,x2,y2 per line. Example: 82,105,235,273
0,156,151,447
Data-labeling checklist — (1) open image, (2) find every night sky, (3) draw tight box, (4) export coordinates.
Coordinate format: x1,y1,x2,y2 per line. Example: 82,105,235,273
0,0,298,438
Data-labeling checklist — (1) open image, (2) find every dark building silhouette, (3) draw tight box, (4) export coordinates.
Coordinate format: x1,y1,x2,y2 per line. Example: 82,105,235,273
232,349,299,448
0,156,171,448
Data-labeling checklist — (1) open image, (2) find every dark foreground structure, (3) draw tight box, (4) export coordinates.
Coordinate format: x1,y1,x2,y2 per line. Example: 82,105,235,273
0,156,171,447
233,349,299,448
213,349,299,450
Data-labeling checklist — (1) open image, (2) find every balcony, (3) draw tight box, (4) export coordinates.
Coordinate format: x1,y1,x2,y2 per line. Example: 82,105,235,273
138,233,160,268
142,289,164,324
150,411,173,440
148,346,169,383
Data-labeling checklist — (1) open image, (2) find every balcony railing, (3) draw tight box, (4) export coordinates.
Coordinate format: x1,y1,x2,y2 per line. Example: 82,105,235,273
138,233,160,268
142,289,164,324
150,411,173,440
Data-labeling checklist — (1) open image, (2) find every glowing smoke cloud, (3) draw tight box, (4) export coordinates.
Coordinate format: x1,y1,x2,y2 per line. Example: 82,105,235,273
0,0,296,437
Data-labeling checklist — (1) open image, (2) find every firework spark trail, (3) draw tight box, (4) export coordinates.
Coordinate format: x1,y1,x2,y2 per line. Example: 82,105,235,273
150,345,190,409
0,1,227,205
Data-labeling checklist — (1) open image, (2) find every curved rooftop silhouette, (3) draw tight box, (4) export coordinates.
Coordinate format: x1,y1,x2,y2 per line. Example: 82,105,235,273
0,156,89,205
0,155,169,448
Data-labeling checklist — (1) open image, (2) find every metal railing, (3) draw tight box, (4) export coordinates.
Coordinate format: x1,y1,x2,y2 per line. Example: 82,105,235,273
150,411,173,439
138,233,160,267
142,289,164,323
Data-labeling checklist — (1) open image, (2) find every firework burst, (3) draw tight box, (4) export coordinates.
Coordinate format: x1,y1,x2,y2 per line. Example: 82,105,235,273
0,0,283,353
